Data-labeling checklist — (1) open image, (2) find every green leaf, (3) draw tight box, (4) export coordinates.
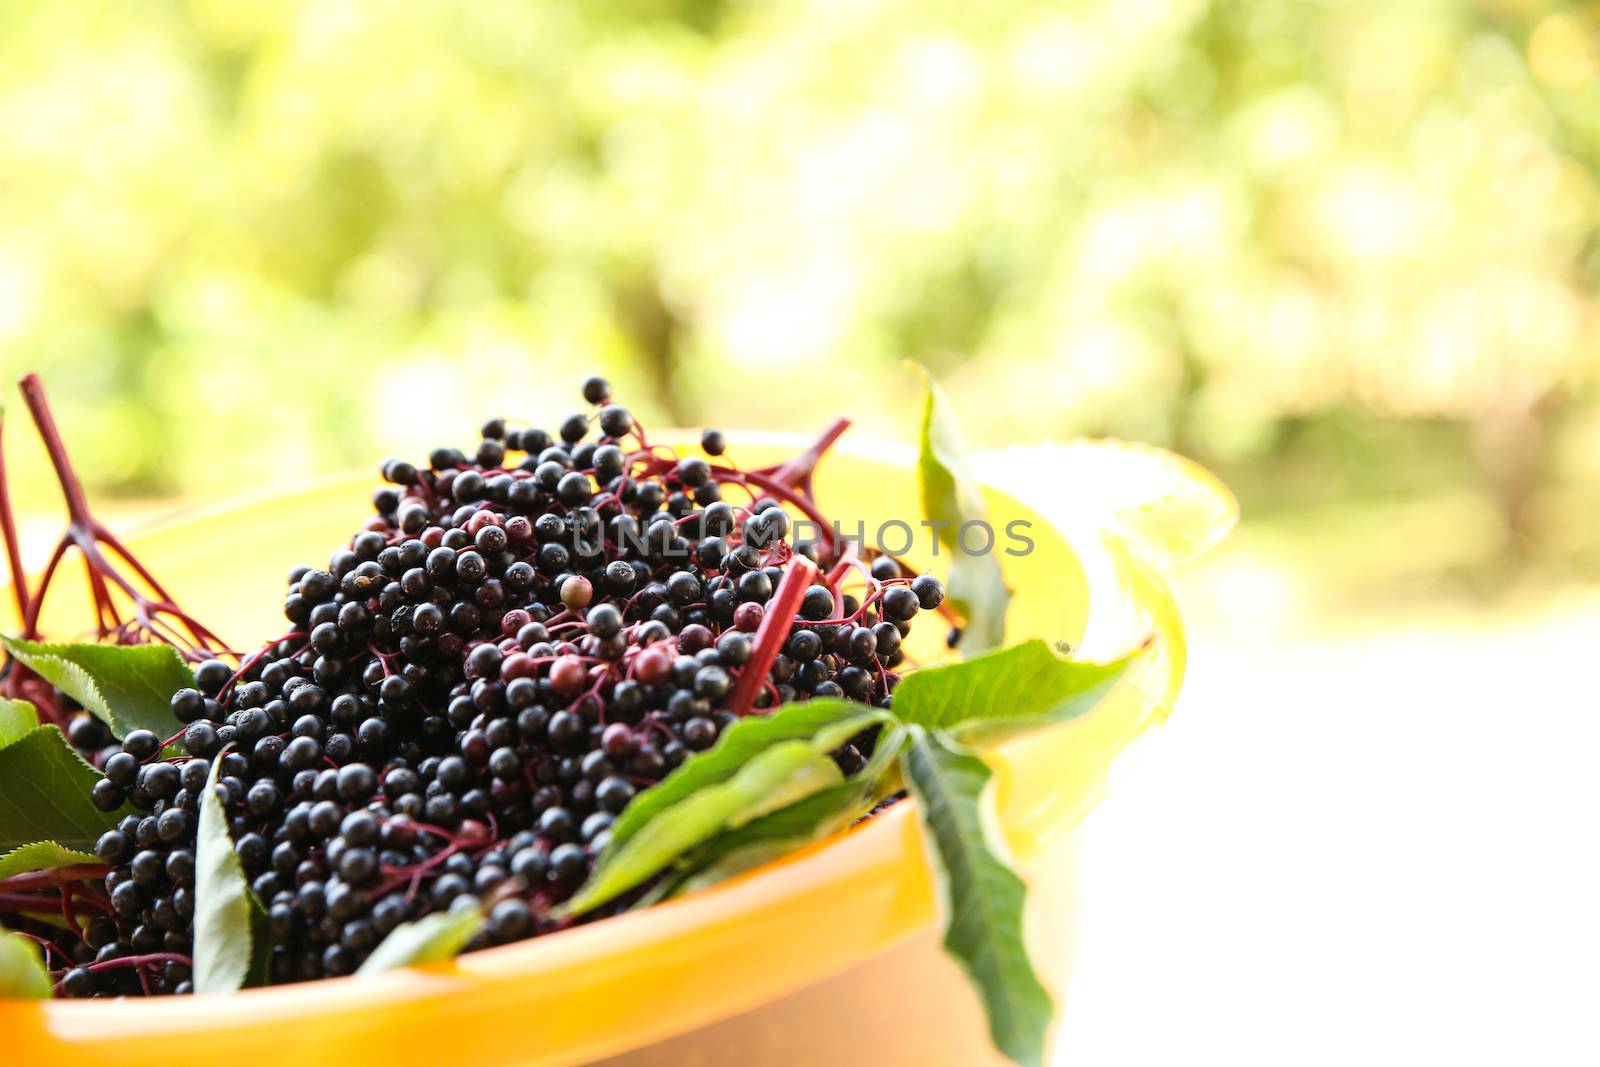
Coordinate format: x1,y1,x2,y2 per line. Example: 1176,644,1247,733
672,778,877,897
0,931,52,999
602,698,887,862
807,710,893,757
0,840,100,880
891,638,1135,743
900,727,1052,1067
0,726,124,852
654,722,911,904
676,839,810,896
356,904,485,975
563,740,845,916
909,362,1012,655
192,749,263,994
0,699,38,747
1,638,193,741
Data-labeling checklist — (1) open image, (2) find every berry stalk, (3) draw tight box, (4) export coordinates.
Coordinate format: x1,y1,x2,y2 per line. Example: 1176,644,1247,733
757,416,851,492
0,864,109,893
0,408,29,625
727,555,817,716
9,374,226,659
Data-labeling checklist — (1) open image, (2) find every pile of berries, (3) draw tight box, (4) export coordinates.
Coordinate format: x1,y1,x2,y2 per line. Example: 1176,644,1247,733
62,375,944,995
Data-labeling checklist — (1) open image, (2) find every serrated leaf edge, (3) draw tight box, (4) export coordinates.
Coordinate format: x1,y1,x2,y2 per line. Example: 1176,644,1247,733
1,638,125,738
900,727,1053,1067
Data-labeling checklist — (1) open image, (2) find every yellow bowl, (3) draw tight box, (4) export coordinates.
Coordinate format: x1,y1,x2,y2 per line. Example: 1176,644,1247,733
4,435,1233,1067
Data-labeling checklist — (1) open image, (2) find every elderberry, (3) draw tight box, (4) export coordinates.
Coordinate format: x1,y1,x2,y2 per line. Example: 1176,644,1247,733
52,371,947,994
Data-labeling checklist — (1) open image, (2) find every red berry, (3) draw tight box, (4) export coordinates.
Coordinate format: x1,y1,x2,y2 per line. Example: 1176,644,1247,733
550,655,587,696
635,648,671,685
502,653,538,682
601,723,638,759
504,516,533,545
678,624,713,654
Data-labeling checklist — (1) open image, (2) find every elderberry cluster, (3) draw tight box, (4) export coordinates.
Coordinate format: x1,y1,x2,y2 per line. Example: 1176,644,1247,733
68,374,943,994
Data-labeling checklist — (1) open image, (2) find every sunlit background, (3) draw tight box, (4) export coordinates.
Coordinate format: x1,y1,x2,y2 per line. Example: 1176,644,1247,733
1,0,1596,1063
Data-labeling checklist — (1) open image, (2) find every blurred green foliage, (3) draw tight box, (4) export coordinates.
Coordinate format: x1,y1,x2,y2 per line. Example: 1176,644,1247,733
1,0,1597,584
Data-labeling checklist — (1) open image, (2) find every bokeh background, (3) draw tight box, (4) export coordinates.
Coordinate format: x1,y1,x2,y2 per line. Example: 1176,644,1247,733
1,0,1595,1063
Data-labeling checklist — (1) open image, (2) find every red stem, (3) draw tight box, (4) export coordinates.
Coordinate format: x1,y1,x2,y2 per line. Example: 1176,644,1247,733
81,553,116,639
0,865,109,893
220,632,304,702
19,533,69,640
12,929,74,964
82,951,192,974
7,375,227,658
60,880,80,931
727,556,817,716
711,467,839,554
0,891,61,912
758,417,850,489
18,374,93,527
93,521,181,606
0,410,29,624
